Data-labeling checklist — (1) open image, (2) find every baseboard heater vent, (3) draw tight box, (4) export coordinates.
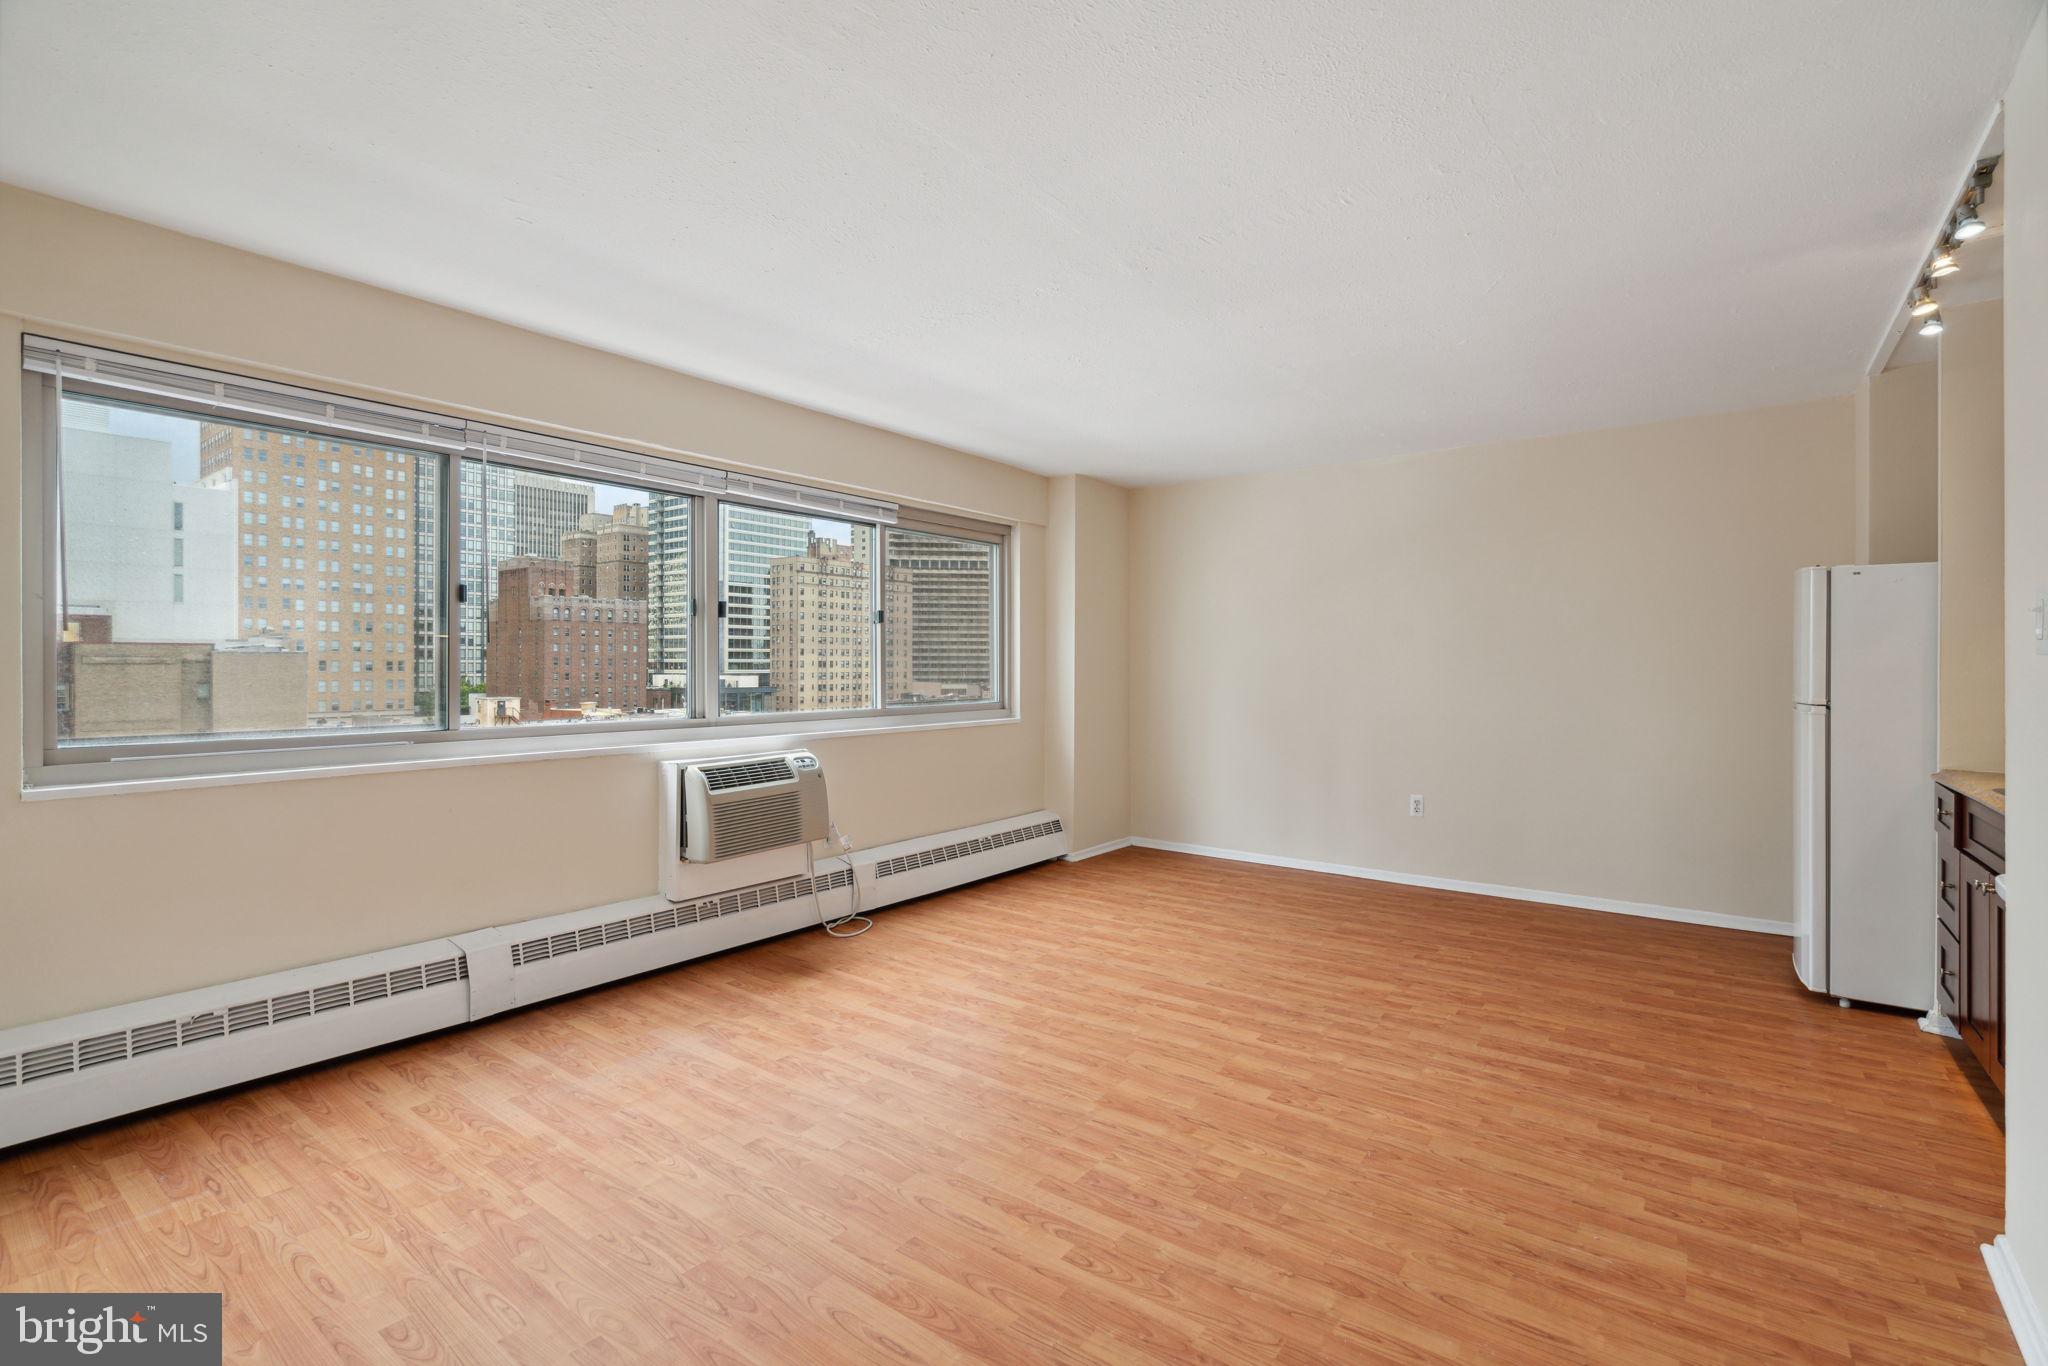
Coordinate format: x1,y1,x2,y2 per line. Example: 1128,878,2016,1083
0,809,1064,1148
508,869,854,967
873,818,1064,879
0,938,476,1148
0,954,468,1094
855,810,1067,911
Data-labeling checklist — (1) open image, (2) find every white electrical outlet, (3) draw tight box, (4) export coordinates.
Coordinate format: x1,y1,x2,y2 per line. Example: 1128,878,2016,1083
2035,590,2048,655
1408,794,1425,817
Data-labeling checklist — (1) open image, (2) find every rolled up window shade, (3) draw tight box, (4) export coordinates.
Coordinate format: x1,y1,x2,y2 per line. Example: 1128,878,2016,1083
462,420,726,497
24,334,906,524
24,335,468,452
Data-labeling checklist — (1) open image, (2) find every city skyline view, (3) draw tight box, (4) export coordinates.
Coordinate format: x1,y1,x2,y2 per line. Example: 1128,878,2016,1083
53,395,997,744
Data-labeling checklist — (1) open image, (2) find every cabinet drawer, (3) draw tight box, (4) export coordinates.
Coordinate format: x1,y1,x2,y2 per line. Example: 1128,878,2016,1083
1962,803,2005,873
1938,844,1961,941
1938,923,1962,1019
1937,786,1957,832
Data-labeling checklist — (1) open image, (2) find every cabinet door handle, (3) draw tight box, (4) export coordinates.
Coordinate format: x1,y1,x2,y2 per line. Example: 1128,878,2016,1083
1970,878,1995,895
1940,879,1956,893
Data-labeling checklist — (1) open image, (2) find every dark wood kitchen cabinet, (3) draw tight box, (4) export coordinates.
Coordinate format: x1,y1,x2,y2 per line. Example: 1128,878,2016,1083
1935,774,2004,1093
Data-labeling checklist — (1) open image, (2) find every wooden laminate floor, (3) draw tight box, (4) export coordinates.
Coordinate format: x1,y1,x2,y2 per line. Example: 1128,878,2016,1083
0,848,2015,1363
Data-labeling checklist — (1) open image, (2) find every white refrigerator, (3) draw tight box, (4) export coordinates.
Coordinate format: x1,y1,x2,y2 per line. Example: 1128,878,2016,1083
1792,563,1937,1009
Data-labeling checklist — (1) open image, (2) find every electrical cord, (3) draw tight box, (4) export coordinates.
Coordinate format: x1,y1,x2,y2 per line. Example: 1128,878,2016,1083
811,825,871,938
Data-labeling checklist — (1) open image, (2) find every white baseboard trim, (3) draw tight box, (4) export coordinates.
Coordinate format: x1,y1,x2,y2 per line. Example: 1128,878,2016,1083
1127,838,1793,937
1985,1236,2048,1365
1064,837,1135,862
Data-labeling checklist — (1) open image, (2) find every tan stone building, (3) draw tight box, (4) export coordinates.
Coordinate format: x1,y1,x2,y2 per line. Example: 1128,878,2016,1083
767,535,911,712
66,640,308,740
197,423,425,726
560,506,649,600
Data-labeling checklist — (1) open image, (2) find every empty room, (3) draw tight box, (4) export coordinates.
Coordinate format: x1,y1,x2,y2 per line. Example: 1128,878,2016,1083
2,2,2047,1361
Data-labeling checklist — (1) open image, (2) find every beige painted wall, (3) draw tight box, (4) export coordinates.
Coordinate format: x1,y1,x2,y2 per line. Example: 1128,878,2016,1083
1043,475,1130,852
2000,0,2048,1319
1938,299,2007,772
1128,398,1855,923
0,186,1052,1029
1856,362,1938,564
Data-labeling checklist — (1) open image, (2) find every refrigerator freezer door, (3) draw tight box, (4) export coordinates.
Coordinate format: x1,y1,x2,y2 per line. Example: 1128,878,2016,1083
1792,702,1828,993
1794,566,1829,705
1826,562,1938,1009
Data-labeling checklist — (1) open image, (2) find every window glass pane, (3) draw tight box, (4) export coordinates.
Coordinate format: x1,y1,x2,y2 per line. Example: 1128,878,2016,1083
883,530,998,705
54,394,442,746
459,460,683,727
719,504,873,715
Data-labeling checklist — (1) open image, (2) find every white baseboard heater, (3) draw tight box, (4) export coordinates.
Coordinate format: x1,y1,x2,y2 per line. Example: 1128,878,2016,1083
0,809,1064,1149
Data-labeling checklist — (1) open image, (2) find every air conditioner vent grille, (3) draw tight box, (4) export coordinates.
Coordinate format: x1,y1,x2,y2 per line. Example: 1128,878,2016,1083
873,818,1064,878
509,870,854,967
700,758,794,792
0,954,468,1090
710,790,806,859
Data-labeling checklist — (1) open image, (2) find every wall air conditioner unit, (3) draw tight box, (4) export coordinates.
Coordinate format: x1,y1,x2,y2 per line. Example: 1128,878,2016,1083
658,750,830,902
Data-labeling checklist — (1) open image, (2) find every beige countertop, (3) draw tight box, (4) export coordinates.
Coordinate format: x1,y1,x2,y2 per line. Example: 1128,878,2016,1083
1935,769,2006,814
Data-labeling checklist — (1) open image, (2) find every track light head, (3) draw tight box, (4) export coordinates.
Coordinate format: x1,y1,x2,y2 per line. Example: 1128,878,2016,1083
1910,286,1939,318
1953,188,1988,241
1918,308,1944,338
1928,245,1960,278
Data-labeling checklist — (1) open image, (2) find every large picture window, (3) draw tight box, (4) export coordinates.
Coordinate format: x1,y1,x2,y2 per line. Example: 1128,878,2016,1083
22,337,1006,781
51,393,443,747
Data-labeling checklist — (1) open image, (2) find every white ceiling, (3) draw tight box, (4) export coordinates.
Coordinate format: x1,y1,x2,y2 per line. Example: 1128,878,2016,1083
0,2,2037,484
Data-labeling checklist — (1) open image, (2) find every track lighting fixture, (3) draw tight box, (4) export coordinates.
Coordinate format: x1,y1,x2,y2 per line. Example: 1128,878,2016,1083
1953,194,1988,241
1904,157,1996,338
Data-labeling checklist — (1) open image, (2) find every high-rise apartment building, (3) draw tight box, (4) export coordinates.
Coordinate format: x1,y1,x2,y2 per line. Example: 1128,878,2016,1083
456,466,595,688
560,506,648,599
198,421,423,724
766,535,910,712
719,507,812,702
512,470,593,558
485,556,647,717
597,505,649,600
887,535,997,701
646,494,691,709
457,461,513,687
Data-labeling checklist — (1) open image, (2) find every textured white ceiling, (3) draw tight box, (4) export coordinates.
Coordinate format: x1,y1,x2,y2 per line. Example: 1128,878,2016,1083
0,2,2035,483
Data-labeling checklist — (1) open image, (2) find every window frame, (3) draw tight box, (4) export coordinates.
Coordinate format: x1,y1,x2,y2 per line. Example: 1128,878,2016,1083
880,522,1004,710
20,340,1013,790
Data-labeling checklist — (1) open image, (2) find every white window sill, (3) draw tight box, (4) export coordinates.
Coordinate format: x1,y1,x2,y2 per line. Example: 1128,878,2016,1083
20,710,1019,801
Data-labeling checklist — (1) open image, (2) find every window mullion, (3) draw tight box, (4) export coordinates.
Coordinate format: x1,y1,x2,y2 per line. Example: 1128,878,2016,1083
438,449,458,731
871,524,885,710
697,496,721,720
